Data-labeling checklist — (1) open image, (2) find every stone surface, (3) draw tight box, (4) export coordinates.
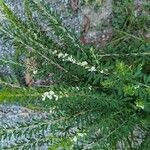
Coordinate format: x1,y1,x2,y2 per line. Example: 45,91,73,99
0,0,113,81
0,104,52,149
80,0,113,46
0,0,113,59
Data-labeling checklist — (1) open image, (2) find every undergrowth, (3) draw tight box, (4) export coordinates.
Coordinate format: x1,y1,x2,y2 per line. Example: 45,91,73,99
0,0,150,149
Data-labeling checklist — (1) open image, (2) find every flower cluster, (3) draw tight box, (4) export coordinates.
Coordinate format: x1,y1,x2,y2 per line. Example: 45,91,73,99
72,86,80,91
42,90,59,101
52,50,98,72
88,66,96,72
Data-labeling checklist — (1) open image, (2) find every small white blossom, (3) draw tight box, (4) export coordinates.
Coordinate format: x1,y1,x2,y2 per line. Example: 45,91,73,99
47,94,53,100
72,60,76,64
54,95,59,101
42,90,59,101
85,66,90,69
49,91,55,95
76,87,79,90
64,53,68,57
72,136,77,142
81,61,88,66
58,53,64,58
42,96,45,101
33,70,37,75
52,50,57,54
78,61,88,67
42,92,49,101
77,133,86,137
88,66,96,72
88,86,92,90
66,55,76,64
100,70,104,74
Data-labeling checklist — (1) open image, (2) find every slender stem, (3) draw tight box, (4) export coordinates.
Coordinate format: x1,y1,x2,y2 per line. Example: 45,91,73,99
106,35,127,46
115,30,146,42
98,52,150,58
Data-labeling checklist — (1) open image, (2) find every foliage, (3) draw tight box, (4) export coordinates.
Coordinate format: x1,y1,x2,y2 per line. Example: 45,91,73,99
0,0,150,149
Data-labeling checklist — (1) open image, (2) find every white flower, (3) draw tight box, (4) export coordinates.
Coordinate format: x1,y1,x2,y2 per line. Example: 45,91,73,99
42,90,59,101
81,61,88,66
58,53,64,58
77,133,86,137
88,66,96,72
42,92,49,101
49,90,55,95
76,87,79,90
42,96,46,101
33,70,37,75
47,95,53,100
72,136,77,142
53,95,59,101
66,55,76,64
100,70,104,74
88,86,92,90
72,60,76,64
52,50,57,54
64,53,68,57
78,61,88,67
85,66,90,69
66,55,72,61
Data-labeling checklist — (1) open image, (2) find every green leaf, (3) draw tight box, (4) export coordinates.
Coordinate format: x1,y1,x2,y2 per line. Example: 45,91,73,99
0,0,3,6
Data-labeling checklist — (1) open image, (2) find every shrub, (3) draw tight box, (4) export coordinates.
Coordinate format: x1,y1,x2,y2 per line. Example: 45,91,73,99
0,0,149,149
